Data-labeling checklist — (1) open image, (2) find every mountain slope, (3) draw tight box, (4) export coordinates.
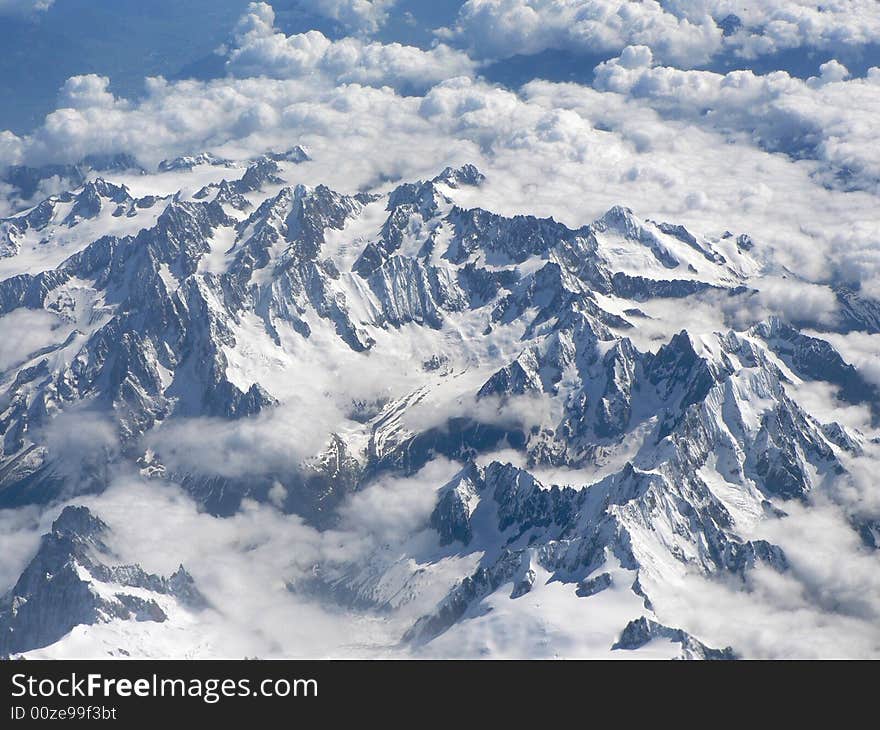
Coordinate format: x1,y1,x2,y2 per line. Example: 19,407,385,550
0,153,877,658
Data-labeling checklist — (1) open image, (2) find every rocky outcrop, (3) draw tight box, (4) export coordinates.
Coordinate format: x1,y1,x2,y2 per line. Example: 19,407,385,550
611,617,736,660
0,506,206,656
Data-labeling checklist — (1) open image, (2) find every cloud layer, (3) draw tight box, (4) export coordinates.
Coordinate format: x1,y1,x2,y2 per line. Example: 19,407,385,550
0,34,877,294
441,0,880,65
441,0,722,66
594,46,880,193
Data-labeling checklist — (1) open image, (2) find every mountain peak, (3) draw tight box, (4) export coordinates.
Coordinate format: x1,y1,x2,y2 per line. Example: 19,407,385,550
50,505,108,540
432,164,485,188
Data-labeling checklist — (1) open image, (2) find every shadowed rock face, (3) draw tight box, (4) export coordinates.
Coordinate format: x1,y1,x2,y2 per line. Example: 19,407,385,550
0,506,206,657
1,157,140,202
612,617,736,660
576,571,613,598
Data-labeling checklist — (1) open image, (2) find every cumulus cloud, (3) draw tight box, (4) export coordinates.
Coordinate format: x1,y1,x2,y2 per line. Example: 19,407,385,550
0,448,460,657
2,64,876,294
433,74,880,286
227,2,475,91
441,0,880,66
65,476,386,658
710,0,880,59
334,457,459,551
37,409,122,494
440,0,723,67
295,0,398,34
56,74,121,110
592,47,880,193
0,0,878,661
401,389,562,436
56,421,880,659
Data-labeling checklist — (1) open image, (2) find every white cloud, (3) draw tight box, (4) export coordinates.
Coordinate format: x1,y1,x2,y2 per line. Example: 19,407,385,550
433,74,880,286
143,402,343,480
57,74,121,110
754,277,840,326
227,2,475,91
295,0,398,34
441,0,723,67
1,63,875,295
810,330,880,389
37,409,122,493
0,0,878,662
0,505,44,594
65,477,386,658
593,48,880,194
33,459,459,657
335,457,459,549
441,0,880,65
0,309,66,371
711,0,880,59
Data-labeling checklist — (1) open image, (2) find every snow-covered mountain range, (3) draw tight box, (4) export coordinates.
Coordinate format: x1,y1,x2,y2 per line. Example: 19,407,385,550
0,149,878,659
